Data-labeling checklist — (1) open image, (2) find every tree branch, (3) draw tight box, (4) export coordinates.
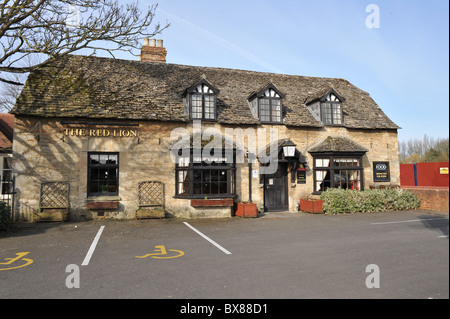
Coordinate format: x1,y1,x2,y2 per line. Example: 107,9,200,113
0,0,170,83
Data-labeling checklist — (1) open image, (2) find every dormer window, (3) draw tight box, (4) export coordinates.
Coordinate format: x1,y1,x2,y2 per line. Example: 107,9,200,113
184,79,219,121
306,88,345,126
321,93,342,125
248,83,285,124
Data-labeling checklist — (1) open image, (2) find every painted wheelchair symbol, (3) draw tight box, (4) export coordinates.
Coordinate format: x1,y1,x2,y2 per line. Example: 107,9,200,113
136,245,184,260
0,252,34,271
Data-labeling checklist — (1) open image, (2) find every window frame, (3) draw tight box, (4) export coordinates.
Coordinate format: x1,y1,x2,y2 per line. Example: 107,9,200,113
174,149,237,199
306,88,346,126
258,94,282,124
189,91,217,121
87,152,119,197
312,153,364,194
320,101,343,125
249,84,286,124
185,79,220,122
1,157,12,195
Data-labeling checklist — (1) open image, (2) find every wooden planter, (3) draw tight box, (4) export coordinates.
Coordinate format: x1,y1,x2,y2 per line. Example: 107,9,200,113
300,198,324,214
235,202,259,218
36,208,69,222
136,207,165,219
191,199,234,208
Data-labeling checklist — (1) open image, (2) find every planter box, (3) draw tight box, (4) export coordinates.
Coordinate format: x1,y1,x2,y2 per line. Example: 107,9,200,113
300,198,324,214
86,201,119,210
36,208,68,222
235,202,259,218
191,199,234,208
136,207,165,219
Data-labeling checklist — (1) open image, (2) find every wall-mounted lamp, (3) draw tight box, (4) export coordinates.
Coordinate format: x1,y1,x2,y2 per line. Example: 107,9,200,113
282,140,296,158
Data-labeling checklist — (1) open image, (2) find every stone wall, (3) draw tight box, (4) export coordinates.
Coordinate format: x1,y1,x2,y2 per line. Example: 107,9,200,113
12,116,400,221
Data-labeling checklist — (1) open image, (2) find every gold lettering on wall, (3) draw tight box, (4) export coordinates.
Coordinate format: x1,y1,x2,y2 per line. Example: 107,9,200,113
64,128,138,138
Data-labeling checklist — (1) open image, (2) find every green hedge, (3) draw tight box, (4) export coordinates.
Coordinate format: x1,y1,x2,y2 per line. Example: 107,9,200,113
0,202,13,231
319,188,421,214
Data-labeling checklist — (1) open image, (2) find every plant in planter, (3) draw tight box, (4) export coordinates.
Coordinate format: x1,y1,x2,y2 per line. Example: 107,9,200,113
299,198,324,214
100,184,109,193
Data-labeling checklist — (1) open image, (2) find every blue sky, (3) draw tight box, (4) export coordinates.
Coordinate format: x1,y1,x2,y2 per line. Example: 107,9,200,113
112,0,449,142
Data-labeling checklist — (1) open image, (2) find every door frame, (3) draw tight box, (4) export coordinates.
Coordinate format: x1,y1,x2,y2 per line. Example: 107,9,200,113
263,161,288,212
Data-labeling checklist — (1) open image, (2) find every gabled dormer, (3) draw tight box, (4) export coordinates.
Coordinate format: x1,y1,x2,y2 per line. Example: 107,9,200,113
306,87,345,125
248,83,286,124
183,78,220,121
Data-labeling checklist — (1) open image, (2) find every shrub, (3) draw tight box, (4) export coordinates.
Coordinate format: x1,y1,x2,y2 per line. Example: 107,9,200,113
320,188,421,214
0,202,13,231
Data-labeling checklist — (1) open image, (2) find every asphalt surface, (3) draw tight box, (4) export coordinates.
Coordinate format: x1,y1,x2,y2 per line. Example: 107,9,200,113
0,210,448,299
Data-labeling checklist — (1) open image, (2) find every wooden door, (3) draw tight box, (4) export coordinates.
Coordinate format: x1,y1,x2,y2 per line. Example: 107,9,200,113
264,163,288,212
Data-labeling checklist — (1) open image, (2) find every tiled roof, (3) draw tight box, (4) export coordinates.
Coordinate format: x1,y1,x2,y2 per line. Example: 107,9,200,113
308,136,369,153
11,55,400,130
0,113,14,150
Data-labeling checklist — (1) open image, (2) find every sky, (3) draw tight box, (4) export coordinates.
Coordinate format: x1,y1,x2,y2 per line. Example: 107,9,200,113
26,0,450,142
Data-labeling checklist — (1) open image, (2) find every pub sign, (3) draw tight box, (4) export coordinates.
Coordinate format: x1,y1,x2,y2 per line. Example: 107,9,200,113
373,161,390,182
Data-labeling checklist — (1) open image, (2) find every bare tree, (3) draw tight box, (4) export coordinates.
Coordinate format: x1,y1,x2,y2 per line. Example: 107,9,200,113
0,0,169,86
400,135,449,164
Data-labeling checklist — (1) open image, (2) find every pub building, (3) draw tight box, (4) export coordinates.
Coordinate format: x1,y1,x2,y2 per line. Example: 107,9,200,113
10,39,400,221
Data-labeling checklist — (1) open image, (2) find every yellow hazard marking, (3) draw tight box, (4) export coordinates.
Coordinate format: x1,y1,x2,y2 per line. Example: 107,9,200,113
0,252,34,271
136,245,184,259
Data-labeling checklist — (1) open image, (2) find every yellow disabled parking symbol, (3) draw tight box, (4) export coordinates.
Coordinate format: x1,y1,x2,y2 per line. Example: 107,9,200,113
136,245,184,260
0,252,33,271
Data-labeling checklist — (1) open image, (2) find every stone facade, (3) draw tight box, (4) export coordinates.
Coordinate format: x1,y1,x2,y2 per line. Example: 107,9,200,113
10,48,401,221
12,116,400,221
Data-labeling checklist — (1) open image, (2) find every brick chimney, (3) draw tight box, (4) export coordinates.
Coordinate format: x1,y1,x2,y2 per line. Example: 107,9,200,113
139,38,167,63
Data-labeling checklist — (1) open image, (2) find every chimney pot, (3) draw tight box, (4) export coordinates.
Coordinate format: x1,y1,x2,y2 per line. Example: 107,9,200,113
140,39,167,63
144,38,149,46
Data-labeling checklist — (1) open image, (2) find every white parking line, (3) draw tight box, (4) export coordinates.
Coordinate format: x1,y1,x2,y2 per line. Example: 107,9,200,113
370,218,448,225
183,222,232,255
82,226,105,266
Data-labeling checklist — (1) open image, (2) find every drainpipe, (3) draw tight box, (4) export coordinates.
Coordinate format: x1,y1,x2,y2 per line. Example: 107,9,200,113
248,152,255,203
249,161,252,203
414,163,418,186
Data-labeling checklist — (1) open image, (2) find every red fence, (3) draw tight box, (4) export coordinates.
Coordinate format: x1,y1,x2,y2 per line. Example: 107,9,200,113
400,162,449,187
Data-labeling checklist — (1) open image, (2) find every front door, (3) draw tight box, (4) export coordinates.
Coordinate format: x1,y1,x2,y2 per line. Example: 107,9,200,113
264,163,288,212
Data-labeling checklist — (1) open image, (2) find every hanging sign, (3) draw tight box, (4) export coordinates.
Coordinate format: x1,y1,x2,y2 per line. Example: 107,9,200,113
297,163,306,184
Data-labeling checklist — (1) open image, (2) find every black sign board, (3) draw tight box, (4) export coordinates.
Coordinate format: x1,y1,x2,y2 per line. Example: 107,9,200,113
373,161,390,182
297,163,306,184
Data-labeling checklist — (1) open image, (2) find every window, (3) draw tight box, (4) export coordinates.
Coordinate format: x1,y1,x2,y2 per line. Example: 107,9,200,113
313,155,363,193
259,89,282,123
88,152,119,196
175,149,236,198
248,84,285,123
1,157,12,195
321,93,342,125
185,80,219,121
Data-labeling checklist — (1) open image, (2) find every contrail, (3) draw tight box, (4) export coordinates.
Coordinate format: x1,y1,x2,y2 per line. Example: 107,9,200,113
152,5,286,74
